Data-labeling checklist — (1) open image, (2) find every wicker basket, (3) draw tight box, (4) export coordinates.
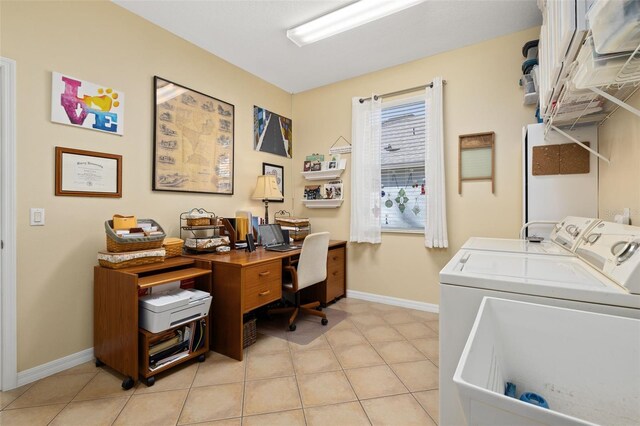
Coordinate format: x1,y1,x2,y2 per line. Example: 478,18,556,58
97,249,165,269
163,238,184,258
186,217,211,226
105,219,165,252
243,318,257,348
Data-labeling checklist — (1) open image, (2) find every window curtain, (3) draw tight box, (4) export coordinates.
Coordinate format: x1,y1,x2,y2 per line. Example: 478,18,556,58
424,77,448,248
350,96,382,243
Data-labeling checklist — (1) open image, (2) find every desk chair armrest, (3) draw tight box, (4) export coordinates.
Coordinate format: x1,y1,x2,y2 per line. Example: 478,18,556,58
283,265,299,292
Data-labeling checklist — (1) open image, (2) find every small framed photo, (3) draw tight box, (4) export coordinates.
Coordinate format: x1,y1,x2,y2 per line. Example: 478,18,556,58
328,161,338,169
310,161,322,171
304,185,322,200
55,147,122,197
262,162,284,202
303,161,311,172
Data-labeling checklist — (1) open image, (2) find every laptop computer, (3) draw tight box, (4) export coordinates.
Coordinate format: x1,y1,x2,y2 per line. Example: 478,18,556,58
259,224,300,252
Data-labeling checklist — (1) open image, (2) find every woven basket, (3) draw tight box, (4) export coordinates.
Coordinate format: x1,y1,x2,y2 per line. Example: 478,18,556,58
99,255,164,269
105,219,165,252
163,238,184,258
243,318,257,348
186,217,211,226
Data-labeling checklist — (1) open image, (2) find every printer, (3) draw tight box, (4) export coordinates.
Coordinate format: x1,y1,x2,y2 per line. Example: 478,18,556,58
139,284,212,333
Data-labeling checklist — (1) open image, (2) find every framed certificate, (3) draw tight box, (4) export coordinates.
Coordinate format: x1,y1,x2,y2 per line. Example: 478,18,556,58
55,147,122,197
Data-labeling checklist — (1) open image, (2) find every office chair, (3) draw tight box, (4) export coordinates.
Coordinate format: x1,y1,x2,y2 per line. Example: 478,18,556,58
268,232,330,331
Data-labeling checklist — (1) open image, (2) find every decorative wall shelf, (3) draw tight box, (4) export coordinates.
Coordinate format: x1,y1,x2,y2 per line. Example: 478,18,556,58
302,199,344,209
301,168,345,181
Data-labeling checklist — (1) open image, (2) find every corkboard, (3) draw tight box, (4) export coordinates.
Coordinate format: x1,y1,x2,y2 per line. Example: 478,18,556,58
560,142,590,174
532,143,590,176
532,145,560,175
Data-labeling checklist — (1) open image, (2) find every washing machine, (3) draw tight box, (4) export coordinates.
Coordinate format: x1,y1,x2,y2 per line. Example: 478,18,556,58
462,216,600,256
439,221,640,426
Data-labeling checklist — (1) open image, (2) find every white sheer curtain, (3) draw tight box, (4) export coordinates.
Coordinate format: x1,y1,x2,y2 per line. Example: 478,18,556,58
350,96,382,244
424,77,448,248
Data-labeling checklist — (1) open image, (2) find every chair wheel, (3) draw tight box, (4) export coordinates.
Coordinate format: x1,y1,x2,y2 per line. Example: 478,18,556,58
146,376,155,387
95,358,105,368
321,318,328,326
198,354,206,362
316,306,322,311
289,324,297,331
122,377,135,390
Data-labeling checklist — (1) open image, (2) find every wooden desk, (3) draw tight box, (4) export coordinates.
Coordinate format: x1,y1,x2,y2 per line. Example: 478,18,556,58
189,240,346,360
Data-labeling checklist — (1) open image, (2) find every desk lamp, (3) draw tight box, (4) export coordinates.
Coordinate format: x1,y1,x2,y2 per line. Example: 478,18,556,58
252,175,283,224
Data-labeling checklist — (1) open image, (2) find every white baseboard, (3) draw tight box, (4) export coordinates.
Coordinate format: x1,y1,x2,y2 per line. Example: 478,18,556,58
346,290,439,313
17,348,94,387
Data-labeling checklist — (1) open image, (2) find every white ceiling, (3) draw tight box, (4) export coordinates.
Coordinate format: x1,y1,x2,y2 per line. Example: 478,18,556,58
114,0,542,93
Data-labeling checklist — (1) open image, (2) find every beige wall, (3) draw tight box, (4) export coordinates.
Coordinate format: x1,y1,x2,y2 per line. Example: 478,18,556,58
2,0,539,372
292,27,539,304
1,1,292,371
598,92,640,224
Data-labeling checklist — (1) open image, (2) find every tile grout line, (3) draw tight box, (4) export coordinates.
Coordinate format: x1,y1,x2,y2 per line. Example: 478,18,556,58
44,368,101,425
287,335,308,425
173,360,202,425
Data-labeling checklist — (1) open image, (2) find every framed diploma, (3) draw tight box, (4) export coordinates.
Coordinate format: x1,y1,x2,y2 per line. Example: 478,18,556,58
55,147,122,197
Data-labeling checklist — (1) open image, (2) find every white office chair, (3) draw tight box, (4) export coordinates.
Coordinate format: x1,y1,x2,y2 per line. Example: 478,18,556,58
268,232,330,331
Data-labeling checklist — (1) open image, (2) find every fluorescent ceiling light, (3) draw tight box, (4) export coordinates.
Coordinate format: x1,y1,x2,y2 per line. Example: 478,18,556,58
287,0,426,47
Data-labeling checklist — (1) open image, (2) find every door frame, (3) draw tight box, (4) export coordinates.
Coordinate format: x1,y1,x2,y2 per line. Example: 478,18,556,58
0,56,18,391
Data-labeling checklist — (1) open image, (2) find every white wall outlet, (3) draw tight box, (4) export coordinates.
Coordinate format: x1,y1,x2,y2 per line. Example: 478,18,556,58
30,208,45,226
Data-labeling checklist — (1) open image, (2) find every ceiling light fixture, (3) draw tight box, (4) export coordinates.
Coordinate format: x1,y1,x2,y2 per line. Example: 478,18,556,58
287,0,426,47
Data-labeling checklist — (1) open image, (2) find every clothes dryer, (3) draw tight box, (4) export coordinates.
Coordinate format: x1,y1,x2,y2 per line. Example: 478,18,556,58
462,216,600,256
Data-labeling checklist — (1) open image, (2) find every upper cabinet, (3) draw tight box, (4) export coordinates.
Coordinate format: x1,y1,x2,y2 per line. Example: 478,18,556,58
538,0,640,137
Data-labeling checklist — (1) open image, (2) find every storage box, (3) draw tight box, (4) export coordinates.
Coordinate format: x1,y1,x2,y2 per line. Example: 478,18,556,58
454,297,640,426
572,38,638,89
139,288,212,333
113,214,137,230
589,0,640,55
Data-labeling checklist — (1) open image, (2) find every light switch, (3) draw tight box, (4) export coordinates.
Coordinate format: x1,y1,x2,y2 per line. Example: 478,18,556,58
30,208,45,226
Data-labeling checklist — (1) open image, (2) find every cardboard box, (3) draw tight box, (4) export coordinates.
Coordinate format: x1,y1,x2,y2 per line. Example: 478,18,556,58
113,214,137,230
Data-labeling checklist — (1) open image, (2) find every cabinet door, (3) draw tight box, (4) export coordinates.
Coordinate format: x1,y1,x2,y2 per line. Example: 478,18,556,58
326,247,345,302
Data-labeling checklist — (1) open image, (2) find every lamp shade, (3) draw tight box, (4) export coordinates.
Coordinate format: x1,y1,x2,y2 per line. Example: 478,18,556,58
252,175,283,200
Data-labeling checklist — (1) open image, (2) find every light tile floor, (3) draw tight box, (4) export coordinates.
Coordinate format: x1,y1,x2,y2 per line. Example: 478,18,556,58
0,298,439,425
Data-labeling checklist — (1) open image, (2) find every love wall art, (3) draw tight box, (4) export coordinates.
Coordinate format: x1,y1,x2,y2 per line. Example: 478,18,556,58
51,72,125,136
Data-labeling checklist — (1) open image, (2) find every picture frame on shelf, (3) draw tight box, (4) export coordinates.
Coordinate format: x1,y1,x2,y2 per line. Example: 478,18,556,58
310,161,322,172
303,161,311,172
304,185,322,200
55,146,122,198
262,162,284,202
328,161,338,170
153,76,234,195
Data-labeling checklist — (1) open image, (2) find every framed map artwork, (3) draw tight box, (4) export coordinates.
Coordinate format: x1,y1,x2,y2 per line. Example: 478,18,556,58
153,76,234,194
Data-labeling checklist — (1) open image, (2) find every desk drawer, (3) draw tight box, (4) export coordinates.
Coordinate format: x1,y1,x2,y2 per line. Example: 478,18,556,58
327,247,345,275
243,261,281,312
327,247,345,301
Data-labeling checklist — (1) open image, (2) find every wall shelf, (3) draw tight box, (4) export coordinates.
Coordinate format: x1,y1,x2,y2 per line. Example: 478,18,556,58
301,167,345,181
302,199,344,209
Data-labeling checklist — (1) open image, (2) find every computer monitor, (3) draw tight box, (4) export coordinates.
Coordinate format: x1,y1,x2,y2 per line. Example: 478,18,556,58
258,224,285,247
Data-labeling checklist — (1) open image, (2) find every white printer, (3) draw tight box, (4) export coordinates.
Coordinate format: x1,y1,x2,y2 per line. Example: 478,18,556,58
139,284,212,333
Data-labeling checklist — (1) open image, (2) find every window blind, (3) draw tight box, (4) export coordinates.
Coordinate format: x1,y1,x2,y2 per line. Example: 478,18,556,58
380,99,426,231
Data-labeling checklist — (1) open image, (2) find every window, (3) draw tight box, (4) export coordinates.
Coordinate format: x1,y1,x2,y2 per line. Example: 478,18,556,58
380,96,425,232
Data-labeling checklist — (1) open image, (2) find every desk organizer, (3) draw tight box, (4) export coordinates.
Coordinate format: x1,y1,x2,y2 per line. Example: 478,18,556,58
274,210,310,241
105,219,166,252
